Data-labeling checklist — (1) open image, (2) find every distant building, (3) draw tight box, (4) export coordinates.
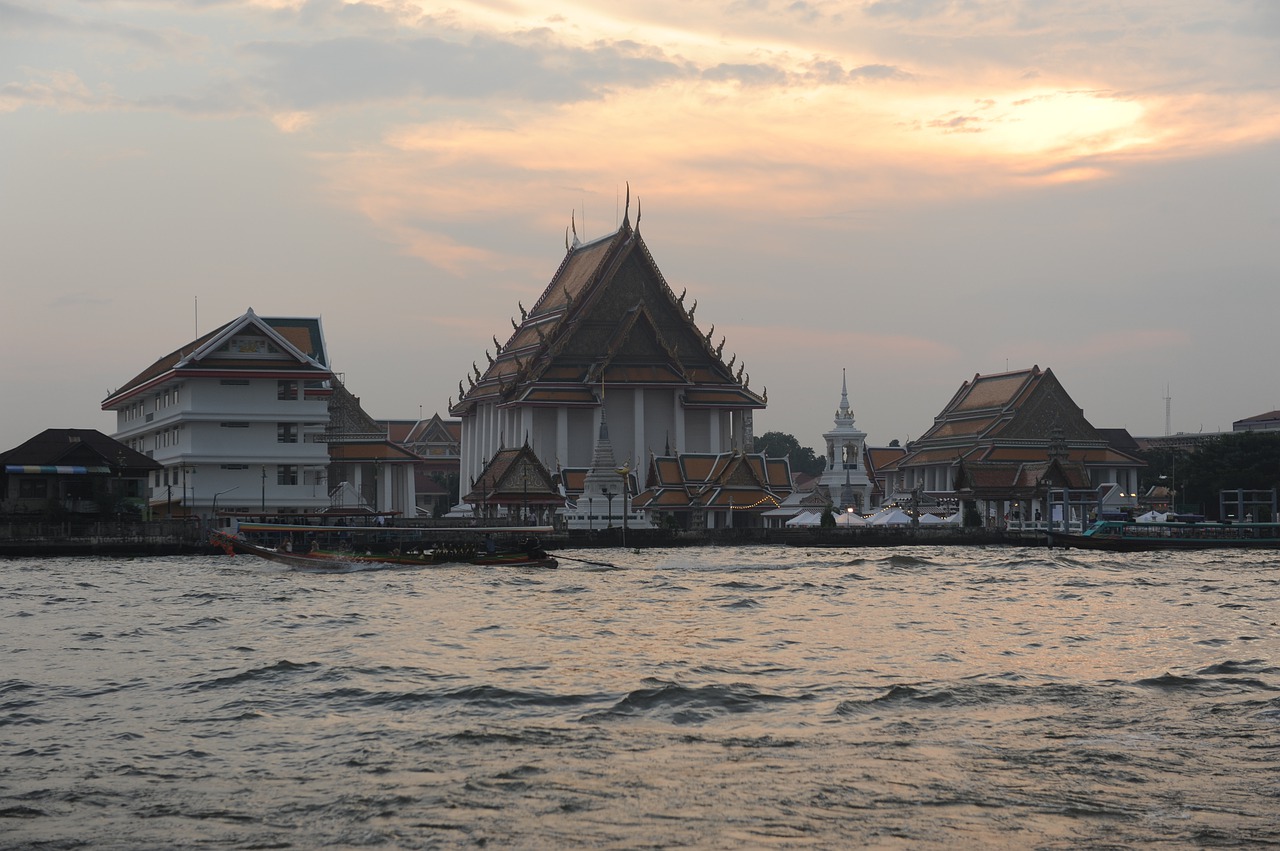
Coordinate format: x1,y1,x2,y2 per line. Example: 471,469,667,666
1233,411,1280,433
631,450,793,530
324,383,420,518
449,199,766,511
891,366,1145,526
1,428,160,517
1133,432,1225,452
102,308,337,518
382,413,462,518
102,308,425,520
864,445,907,509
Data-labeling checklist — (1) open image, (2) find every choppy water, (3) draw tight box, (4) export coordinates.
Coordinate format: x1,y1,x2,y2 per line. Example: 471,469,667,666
2,545,1278,849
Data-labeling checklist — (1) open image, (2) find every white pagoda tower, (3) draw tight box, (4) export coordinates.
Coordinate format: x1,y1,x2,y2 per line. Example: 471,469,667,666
560,405,650,530
818,370,872,511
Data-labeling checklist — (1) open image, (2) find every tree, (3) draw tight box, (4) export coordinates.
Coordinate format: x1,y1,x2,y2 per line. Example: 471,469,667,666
1137,433,1280,518
1175,432,1280,518
756,431,824,475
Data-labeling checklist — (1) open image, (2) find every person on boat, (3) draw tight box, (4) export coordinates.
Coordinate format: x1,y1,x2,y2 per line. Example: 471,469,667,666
484,534,496,555
523,536,547,559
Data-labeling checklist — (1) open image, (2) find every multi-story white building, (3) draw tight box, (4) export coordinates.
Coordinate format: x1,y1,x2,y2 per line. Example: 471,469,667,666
102,308,336,518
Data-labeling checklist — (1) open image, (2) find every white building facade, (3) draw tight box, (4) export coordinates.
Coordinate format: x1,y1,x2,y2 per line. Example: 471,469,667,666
103,309,335,518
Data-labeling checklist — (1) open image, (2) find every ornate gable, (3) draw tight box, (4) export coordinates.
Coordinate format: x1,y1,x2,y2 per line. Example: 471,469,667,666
451,207,762,415
995,370,1100,442
464,443,560,505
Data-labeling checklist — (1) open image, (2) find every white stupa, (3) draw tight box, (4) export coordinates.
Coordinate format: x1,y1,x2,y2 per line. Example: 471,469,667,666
560,406,650,530
818,369,873,512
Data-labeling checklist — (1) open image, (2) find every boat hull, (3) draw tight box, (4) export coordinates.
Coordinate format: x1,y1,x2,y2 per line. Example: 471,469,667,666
1047,522,1280,552
212,533,557,570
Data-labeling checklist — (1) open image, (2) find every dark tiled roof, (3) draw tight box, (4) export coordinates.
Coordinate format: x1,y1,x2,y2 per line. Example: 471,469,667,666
0,428,160,472
450,220,764,417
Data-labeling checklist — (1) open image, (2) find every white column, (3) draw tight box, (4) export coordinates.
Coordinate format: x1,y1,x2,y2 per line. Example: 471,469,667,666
557,407,569,469
402,466,415,517
380,467,394,514
633,388,645,472
674,390,685,455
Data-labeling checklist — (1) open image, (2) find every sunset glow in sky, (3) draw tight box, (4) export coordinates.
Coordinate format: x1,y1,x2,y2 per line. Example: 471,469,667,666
3,0,1278,450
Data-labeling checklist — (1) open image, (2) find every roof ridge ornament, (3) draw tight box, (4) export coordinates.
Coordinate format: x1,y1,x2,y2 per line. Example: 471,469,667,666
622,182,630,227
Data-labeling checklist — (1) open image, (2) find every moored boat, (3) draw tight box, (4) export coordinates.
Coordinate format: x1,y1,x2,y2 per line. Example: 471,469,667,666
212,531,557,570
1047,519,1280,551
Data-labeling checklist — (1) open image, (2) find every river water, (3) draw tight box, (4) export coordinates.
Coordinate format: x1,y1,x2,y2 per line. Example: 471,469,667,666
2,546,1278,849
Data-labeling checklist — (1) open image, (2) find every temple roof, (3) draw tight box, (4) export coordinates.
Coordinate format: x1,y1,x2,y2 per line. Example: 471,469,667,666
897,366,1143,472
631,451,792,511
450,211,764,416
463,443,561,505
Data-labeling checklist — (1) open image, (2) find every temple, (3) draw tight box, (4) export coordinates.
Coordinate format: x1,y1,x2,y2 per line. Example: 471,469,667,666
889,366,1145,525
450,193,766,514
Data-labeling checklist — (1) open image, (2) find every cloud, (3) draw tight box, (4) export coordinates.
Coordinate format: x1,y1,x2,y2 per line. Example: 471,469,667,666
241,33,687,110
0,69,100,112
0,0,195,51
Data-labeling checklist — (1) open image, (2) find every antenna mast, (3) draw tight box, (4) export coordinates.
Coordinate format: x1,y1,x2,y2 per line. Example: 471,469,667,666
1164,385,1172,436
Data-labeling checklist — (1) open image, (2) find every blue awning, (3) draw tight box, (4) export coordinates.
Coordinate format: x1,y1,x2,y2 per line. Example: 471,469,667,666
4,465,111,475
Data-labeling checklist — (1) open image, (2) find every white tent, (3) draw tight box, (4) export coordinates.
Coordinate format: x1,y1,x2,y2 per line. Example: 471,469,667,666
1135,510,1168,523
944,511,963,525
870,507,914,526
787,511,823,527
917,512,949,525
835,511,867,526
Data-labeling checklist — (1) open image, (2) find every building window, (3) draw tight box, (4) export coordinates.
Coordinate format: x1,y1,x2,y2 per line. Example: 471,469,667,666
277,465,298,486
277,423,298,443
18,479,48,499
277,380,298,401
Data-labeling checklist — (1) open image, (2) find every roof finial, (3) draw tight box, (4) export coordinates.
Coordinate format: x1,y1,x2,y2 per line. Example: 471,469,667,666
623,181,631,227
635,196,641,231
571,210,580,248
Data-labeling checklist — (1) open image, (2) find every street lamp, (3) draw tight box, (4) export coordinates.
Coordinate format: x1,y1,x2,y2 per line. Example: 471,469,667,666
212,486,239,529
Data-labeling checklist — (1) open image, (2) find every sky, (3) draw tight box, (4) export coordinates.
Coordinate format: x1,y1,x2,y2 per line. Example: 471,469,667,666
3,0,1279,454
